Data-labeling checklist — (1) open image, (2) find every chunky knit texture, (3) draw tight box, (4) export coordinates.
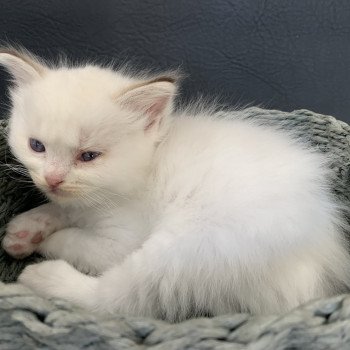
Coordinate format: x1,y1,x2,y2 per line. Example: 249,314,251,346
1,108,350,349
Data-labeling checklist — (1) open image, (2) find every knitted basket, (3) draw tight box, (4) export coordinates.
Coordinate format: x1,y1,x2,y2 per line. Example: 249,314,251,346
1,108,350,349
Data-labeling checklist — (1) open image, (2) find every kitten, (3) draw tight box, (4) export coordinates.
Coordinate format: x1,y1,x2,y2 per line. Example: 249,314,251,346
0,48,350,322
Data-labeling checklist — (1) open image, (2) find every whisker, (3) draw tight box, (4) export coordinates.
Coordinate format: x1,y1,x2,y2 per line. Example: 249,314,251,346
86,191,117,212
78,193,110,215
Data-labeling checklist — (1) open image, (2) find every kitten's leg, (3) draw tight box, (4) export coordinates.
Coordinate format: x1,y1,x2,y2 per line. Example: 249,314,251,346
18,230,185,318
18,228,216,320
37,228,120,274
18,227,342,320
2,203,68,258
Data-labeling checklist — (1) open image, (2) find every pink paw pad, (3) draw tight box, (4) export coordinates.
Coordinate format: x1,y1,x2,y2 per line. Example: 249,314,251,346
10,243,24,251
16,231,29,239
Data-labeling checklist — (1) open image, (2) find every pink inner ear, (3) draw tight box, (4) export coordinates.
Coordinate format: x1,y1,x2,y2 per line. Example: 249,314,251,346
145,96,169,130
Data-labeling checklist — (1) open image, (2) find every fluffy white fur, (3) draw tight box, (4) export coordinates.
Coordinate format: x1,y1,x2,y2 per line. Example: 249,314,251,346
1,48,350,322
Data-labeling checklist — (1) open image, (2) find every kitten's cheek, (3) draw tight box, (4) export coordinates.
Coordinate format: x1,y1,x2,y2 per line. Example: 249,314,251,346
28,175,44,190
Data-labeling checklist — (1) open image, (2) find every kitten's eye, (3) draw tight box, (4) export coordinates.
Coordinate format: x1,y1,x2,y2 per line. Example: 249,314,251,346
79,151,101,162
29,138,45,152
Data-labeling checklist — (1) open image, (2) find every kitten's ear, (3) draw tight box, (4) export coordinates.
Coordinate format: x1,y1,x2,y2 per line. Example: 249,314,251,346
0,47,47,85
116,76,177,130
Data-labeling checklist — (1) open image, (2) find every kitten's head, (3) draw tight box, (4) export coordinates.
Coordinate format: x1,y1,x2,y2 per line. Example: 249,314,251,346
0,48,178,206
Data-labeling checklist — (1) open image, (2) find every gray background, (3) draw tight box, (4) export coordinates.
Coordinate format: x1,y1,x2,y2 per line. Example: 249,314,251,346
0,0,350,121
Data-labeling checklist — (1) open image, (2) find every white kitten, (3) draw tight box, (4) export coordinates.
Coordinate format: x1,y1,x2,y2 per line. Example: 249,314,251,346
1,48,349,322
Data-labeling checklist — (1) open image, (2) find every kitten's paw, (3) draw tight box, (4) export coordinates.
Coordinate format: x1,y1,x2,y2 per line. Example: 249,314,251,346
18,260,76,298
2,210,55,259
18,260,96,304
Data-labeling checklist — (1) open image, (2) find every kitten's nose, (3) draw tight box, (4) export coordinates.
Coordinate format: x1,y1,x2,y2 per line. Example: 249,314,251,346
44,174,64,189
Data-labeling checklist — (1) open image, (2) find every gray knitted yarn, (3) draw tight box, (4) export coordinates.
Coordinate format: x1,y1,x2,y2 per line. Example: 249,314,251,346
1,281,350,350
1,108,350,349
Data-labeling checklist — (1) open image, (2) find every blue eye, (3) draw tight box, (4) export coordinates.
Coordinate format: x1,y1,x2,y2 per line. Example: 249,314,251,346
79,151,101,162
29,138,45,152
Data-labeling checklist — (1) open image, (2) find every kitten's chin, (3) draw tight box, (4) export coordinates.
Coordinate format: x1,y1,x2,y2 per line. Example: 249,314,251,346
43,188,78,205
45,192,82,208
45,189,98,208
35,182,96,207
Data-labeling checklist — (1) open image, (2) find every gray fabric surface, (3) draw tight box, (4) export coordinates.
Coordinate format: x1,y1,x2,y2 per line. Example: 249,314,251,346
1,108,350,348
2,281,350,349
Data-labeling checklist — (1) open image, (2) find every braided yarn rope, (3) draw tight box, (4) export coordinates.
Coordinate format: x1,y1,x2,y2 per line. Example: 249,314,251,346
1,108,350,349
1,281,350,350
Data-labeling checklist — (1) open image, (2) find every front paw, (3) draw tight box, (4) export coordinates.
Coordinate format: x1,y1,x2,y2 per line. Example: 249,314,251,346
2,209,56,259
18,260,97,307
18,260,78,299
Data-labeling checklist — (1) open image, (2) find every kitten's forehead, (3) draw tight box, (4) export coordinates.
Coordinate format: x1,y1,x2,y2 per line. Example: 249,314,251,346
27,66,133,110
14,66,135,144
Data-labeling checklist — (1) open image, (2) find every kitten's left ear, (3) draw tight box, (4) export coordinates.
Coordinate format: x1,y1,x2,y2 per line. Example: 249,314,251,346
0,47,47,85
116,76,177,130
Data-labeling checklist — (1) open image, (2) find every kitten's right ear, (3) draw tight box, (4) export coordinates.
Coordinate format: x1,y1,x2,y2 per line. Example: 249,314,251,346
0,47,47,85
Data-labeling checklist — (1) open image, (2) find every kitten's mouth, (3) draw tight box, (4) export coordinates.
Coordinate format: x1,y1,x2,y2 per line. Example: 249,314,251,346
49,188,69,197
31,177,71,198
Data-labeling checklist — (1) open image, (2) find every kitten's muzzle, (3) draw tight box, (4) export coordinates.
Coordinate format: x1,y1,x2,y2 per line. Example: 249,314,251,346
44,174,64,191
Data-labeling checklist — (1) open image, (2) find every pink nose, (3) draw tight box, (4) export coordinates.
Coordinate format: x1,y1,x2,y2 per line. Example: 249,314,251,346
44,174,64,188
